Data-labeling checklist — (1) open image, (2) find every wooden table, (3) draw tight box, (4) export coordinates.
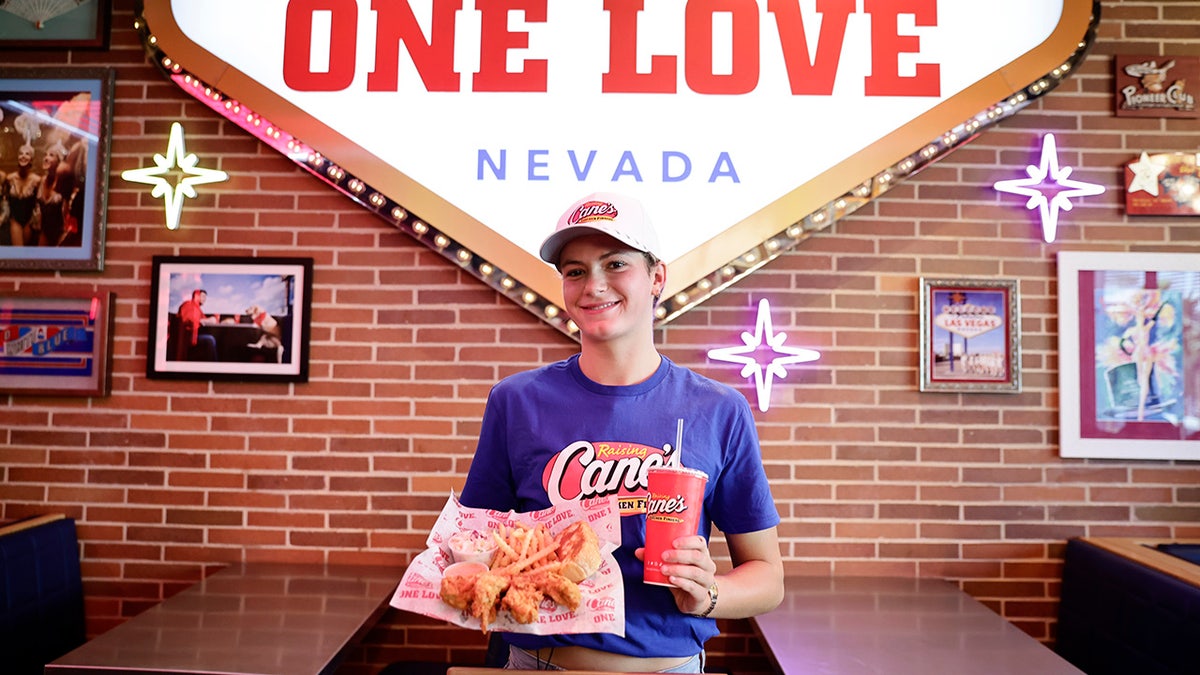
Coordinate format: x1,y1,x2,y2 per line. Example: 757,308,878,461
750,576,1084,675
448,671,726,675
46,562,400,675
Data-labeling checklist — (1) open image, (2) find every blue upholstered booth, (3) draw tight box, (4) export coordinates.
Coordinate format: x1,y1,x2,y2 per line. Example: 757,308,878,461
1057,537,1200,675
0,514,86,675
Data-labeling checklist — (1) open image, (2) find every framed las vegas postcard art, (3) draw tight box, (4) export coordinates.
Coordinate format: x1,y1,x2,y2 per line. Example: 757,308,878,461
919,278,1021,393
1058,251,1200,460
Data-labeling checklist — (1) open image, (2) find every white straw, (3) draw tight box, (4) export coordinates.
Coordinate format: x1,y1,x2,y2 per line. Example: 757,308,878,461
675,418,684,467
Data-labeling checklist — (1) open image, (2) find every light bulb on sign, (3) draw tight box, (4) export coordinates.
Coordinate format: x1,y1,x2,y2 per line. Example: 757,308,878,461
122,122,229,231
707,298,821,413
992,133,1105,243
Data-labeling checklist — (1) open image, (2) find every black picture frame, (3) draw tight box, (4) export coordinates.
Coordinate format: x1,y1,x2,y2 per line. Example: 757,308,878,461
147,256,313,383
0,0,111,50
0,66,114,270
0,290,114,396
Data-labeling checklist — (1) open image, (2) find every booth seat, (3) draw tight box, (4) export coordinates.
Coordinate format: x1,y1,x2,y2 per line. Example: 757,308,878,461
0,514,86,675
1057,537,1200,675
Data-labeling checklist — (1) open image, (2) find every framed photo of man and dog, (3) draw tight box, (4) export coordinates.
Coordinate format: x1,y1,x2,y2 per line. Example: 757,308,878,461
146,256,313,382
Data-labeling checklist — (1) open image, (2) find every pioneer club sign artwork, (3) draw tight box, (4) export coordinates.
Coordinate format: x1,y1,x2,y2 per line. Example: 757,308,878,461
134,0,1099,335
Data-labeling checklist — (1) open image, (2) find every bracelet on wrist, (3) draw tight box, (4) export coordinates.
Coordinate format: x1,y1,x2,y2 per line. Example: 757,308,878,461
696,580,719,618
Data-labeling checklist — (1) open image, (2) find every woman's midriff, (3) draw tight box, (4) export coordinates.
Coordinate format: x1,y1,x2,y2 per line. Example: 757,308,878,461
528,645,692,672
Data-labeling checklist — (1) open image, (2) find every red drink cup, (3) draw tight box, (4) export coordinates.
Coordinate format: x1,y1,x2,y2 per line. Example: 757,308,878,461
643,465,708,586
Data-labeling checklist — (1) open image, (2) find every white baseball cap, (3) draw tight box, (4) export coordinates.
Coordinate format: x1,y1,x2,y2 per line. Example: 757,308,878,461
539,192,664,265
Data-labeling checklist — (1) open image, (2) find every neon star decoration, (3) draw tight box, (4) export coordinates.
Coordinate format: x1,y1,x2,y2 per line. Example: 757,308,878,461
707,298,821,413
993,133,1105,243
122,121,228,231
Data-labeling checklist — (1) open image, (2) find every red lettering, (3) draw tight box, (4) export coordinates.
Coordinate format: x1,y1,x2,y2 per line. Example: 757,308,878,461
684,0,759,95
368,0,461,92
282,0,358,91
603,0,677,93
769,0,853,95
864,0,940,96
282,1,941,97
474,0,549,92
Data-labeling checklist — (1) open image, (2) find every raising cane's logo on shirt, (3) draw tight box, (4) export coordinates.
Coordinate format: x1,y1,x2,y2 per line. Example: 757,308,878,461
543,440,675,515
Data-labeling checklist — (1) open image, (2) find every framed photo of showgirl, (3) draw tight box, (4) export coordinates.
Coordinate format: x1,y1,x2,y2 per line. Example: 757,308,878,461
0,291,114,396
0,66,114,270
1058,251,1200,460
919,277,1021,394
146,256,314,383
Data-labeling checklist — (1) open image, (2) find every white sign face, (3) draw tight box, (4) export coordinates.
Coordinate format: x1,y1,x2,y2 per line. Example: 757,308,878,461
934,311,1002,340
137,0,1098,333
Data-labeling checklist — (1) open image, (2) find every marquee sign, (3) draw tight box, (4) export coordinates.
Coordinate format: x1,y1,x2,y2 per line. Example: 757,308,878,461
134,1,1099,337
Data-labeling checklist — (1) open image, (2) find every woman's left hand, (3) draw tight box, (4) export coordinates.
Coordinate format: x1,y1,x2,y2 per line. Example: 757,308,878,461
634,536,718,616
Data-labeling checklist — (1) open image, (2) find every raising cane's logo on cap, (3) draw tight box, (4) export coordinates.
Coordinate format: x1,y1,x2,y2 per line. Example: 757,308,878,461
570,201,619,225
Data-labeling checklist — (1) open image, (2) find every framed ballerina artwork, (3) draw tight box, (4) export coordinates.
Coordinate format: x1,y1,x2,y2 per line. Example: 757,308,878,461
1058,251,1200,460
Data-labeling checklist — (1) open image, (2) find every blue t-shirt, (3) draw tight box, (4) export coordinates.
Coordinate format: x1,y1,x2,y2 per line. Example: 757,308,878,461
459,354,780,658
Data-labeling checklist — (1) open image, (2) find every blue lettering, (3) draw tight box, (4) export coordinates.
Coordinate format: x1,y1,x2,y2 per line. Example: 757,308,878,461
474,150,739,184
568,150,597,180
611,151,643,182
663,151,691,182
478,149,505,179
708,152,739,182
528,149,549,181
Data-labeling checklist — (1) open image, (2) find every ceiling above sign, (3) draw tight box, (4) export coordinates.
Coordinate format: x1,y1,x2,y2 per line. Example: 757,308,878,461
134,0,1100,338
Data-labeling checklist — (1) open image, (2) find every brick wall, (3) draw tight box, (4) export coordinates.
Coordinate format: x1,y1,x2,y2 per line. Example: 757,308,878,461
2,1,1199,673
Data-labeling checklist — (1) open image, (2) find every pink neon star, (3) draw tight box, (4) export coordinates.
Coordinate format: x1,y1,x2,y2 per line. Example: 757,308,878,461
993,133,1105,243
707,298,821,413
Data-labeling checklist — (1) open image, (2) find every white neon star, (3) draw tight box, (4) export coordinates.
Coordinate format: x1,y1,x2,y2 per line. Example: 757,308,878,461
1127,151,1166,197
707,298,821,413
993,133,1105,243
121,122,228,231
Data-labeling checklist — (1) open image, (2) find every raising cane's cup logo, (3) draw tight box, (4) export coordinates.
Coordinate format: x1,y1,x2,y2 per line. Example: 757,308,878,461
642,465,708,587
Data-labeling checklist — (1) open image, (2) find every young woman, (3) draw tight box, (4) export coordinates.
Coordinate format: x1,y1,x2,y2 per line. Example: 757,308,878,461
459,192,784,673
3,144,42,247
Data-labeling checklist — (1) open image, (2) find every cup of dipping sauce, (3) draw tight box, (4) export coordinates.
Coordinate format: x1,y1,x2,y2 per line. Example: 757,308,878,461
449,530,499,566
443,560,488,578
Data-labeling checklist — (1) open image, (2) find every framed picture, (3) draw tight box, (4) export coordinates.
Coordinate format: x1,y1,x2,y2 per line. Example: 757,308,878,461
0,291,114,396
919,277,1021,393
147,256,313,383
1058,251,1200,460
1114,55,1199,119
0,66,114,270
0,0,111,50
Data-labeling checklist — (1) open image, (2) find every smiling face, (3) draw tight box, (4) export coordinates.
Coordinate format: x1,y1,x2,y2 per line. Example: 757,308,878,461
558,232,666,348
43,148,62,171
